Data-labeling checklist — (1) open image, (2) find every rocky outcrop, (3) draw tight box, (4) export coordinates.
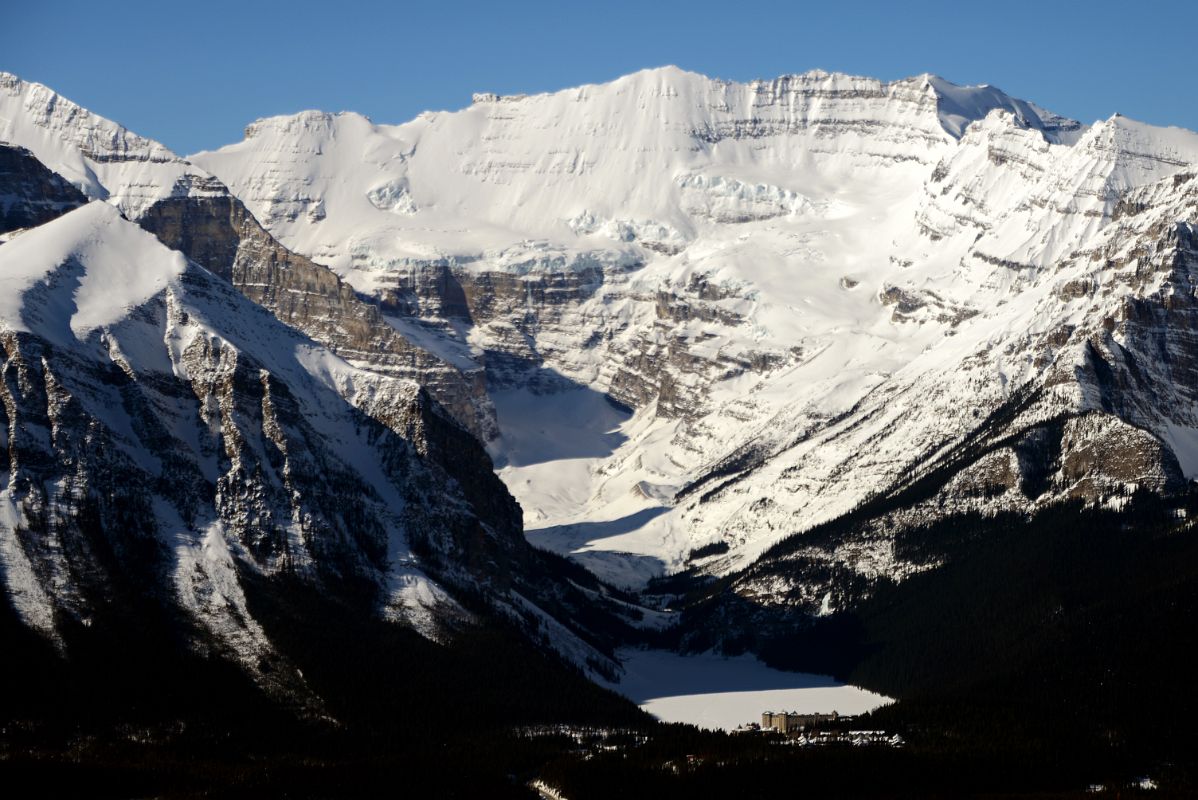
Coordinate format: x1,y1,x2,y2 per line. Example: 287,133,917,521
0,143,87,235
365,254,788,419
137,186,496,441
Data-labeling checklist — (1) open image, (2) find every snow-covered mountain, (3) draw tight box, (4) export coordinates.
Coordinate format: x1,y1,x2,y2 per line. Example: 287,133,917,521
0,89,650,689
0,197,638,685
0,143,88,238
6,63,1198,653
190,66,1198,598
0,71,496,441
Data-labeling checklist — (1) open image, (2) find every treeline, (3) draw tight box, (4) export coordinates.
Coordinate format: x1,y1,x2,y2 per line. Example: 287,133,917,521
537,737,1170,799
0,572,648,797
8,486,1198,795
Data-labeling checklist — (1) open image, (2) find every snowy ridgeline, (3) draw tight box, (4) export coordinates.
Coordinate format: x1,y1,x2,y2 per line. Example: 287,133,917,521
605,649,890,731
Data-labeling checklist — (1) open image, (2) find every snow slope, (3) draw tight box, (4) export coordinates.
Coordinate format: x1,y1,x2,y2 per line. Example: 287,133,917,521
192,67,1079,287
0,199,186,336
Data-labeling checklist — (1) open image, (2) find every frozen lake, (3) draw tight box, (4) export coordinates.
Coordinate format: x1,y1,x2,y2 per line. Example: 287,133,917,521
606,648,891,730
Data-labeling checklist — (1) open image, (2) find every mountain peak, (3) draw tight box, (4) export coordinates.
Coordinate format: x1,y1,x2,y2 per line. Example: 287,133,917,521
240,109,374,143
918,74,1080,141
0,71,222,218
0,71,180,165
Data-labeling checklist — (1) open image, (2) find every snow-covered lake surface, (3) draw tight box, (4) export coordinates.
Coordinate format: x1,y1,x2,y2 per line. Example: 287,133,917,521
606,648,891,731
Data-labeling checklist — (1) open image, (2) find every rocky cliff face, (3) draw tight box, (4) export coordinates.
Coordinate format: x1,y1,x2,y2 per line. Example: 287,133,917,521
0,143,87,236
0,201,633,703
136,186,495,440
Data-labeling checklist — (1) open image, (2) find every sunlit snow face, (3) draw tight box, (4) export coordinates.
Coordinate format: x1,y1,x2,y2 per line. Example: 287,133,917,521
180,68,1198,589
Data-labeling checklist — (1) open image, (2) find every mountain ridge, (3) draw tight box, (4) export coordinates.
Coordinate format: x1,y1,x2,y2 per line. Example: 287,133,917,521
0,70,500,440
186,64,1198,590
219,65,1083,144
0,151,638,692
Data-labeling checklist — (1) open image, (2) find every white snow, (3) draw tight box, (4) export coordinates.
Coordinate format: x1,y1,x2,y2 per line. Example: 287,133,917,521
0,201,186,341
491,387,677,586
925,75,1080,142
191,67,1057,280
607,648,891,731
491,387,631,518
1160,422,1198,476
0,493,58,642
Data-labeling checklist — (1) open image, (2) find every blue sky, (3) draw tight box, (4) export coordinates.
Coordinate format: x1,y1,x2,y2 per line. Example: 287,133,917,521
2,0,1194,155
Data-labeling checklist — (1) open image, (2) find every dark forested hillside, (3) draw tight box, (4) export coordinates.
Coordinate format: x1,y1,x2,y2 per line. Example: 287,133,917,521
644,489,1198,793
0,574,648,798
516,492,1198,798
